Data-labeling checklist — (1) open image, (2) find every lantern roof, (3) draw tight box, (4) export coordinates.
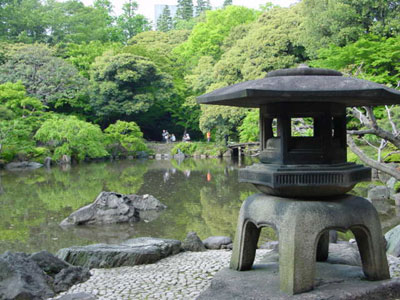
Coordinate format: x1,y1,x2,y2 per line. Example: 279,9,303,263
196,66,400,107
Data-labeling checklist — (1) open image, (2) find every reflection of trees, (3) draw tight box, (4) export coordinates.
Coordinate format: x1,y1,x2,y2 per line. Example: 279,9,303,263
0,160,149,250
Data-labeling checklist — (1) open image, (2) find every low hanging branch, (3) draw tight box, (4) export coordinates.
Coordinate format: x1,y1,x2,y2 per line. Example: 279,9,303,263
347,105,400,180
347,135,400,180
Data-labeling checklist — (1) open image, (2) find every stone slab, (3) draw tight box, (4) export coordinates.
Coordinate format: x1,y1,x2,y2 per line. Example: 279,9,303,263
198,262,400,300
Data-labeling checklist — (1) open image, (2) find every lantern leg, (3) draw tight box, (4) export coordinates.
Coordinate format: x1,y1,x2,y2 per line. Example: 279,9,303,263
278,225,318,294
316,231,329,262
230,218,260,271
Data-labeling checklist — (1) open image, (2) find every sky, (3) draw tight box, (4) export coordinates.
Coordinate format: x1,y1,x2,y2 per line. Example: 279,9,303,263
80,0,299,23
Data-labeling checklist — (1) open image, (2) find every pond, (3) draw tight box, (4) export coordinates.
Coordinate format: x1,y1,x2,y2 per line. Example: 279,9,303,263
0,158,399,254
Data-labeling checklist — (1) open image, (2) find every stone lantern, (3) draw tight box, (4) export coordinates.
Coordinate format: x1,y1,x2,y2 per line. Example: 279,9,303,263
197,66,400,295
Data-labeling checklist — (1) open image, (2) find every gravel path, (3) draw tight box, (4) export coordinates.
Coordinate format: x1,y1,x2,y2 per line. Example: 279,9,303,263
52,249,271,300
52,249,400,300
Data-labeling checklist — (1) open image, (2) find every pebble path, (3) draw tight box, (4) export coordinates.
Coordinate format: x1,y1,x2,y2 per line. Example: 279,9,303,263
52,249,271,300
52,250,400,300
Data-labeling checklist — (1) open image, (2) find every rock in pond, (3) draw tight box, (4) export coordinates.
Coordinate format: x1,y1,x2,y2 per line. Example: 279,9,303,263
5,161,43,171
57,237,181,268
60,191,166,226
203,236,232,250
0,251,90,300
182,232,206,252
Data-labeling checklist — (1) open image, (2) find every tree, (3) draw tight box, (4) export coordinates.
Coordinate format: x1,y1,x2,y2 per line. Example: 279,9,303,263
174,5,258,66
239,110,259,143
0,0,47,43
311,35,400,180
44,0,120,44
0,44,88,112
300,0,400,58
311,35,400,88
89,52,172,125
0,82,48,161
117,0,152,42
223,0,232,7
104,120,147,157
57,41,121,79
157,6,173,32
195,5,305,138
176,0,194,21
0,82,44,118
196,0,211,17
34,116,108,162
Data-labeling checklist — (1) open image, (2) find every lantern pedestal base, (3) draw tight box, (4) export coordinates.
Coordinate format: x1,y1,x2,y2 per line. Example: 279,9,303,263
230,193,390,295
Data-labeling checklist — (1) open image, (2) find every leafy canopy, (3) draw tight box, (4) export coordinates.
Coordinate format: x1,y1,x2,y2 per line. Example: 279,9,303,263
104,120,148,155
34,115,108,161
0,44,88,111
89,51,172,124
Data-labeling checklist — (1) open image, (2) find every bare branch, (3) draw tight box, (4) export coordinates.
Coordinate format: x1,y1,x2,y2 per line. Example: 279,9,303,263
385,105,398,135
349,106,400,149
347,129,375,135
347,135,400,180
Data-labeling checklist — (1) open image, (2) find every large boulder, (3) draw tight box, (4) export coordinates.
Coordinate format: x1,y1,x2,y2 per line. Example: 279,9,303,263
5,161,43,171
385,225,400,257
57,237,181,268
0,251,90,300
182,232,206,252
60,192,166,226
0,252,54,300
203,236,232,250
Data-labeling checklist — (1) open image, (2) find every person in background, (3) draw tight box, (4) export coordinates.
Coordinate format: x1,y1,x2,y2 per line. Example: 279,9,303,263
171,134,176,142
206,131,211,142
185,133,191,142
162,130,168,143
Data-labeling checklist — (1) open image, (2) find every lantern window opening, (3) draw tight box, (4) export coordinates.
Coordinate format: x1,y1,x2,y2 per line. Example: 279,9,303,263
291,117,314,137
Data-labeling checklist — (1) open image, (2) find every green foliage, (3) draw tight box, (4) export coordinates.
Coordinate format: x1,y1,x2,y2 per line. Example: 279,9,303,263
0,82,45,117
89,51,172,124
171,142,227,157
239,110,259,143
116,0,151,42
171,142,198,156
58,41,121,79
395,182,400,193
176,0,194,22
311,35,400,87
44,0,121,44
104,120,147,156
0,44,88,112
174,6,258,66
300,0,400,57
195,0,211,17
34,116,108,162
223,0,232,7
157,6,173,32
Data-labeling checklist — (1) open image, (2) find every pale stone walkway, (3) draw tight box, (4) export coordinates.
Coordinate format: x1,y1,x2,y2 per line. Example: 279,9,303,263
53,249,271,300
52,250,400,300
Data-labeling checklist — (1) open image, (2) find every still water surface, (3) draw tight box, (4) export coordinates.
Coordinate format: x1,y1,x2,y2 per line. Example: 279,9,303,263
0,158,399,254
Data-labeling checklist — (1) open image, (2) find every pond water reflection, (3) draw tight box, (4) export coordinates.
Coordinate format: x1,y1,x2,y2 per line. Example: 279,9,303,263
0,158,399,254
